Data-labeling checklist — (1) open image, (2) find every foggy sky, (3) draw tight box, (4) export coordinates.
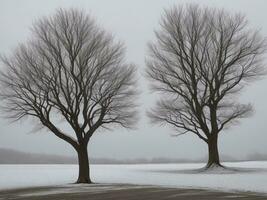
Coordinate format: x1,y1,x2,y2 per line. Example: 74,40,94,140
0,0,267,160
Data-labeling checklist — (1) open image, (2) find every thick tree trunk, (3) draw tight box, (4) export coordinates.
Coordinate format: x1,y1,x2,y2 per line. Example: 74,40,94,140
76,145,92,184
206,134,222,168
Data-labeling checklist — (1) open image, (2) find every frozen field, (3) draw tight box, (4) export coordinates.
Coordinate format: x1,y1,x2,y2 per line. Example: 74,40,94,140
0,161,267,194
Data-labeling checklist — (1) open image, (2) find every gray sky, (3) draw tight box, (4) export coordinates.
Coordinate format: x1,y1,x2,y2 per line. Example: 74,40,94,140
0,0,267,160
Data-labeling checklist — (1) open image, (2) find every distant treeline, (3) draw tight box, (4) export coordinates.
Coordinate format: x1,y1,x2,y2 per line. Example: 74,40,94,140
0,148,266,164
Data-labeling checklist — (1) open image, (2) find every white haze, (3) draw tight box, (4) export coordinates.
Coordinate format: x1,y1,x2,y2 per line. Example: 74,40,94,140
0,0,267,161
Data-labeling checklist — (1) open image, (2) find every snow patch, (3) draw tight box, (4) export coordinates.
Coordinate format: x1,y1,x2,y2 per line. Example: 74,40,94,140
0,161,267,194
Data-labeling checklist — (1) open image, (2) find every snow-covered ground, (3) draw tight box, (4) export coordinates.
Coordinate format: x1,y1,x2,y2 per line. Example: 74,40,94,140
0,161,267,194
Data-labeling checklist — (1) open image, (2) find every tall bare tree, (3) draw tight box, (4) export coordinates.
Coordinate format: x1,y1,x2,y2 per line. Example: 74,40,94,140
146,5,266,168
0,9,138,183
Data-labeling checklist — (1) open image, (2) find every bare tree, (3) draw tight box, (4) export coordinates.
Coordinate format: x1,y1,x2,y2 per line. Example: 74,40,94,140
0,9,138,183
146,5,266,168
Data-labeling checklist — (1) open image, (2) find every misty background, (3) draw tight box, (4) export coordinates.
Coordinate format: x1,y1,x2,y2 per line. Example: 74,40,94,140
0,0,267,163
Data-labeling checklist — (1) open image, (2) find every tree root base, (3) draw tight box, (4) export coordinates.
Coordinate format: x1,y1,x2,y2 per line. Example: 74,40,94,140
205,163,225,170
75,179,93,184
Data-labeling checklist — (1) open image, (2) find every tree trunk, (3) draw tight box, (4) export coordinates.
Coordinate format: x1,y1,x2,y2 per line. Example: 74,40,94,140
76,145,92,183
206,134,222,168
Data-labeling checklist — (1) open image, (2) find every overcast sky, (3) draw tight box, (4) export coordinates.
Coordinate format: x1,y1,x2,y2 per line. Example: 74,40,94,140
0,0,267,160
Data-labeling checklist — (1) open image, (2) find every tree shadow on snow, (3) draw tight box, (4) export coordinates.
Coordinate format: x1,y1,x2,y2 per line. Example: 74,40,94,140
149,165,267,174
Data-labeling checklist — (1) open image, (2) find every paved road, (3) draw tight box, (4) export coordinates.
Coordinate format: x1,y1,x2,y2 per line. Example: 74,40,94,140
0,184,266,200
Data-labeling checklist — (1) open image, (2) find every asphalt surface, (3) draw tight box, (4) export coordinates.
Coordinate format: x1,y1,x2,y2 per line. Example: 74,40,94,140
0,184,266,200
